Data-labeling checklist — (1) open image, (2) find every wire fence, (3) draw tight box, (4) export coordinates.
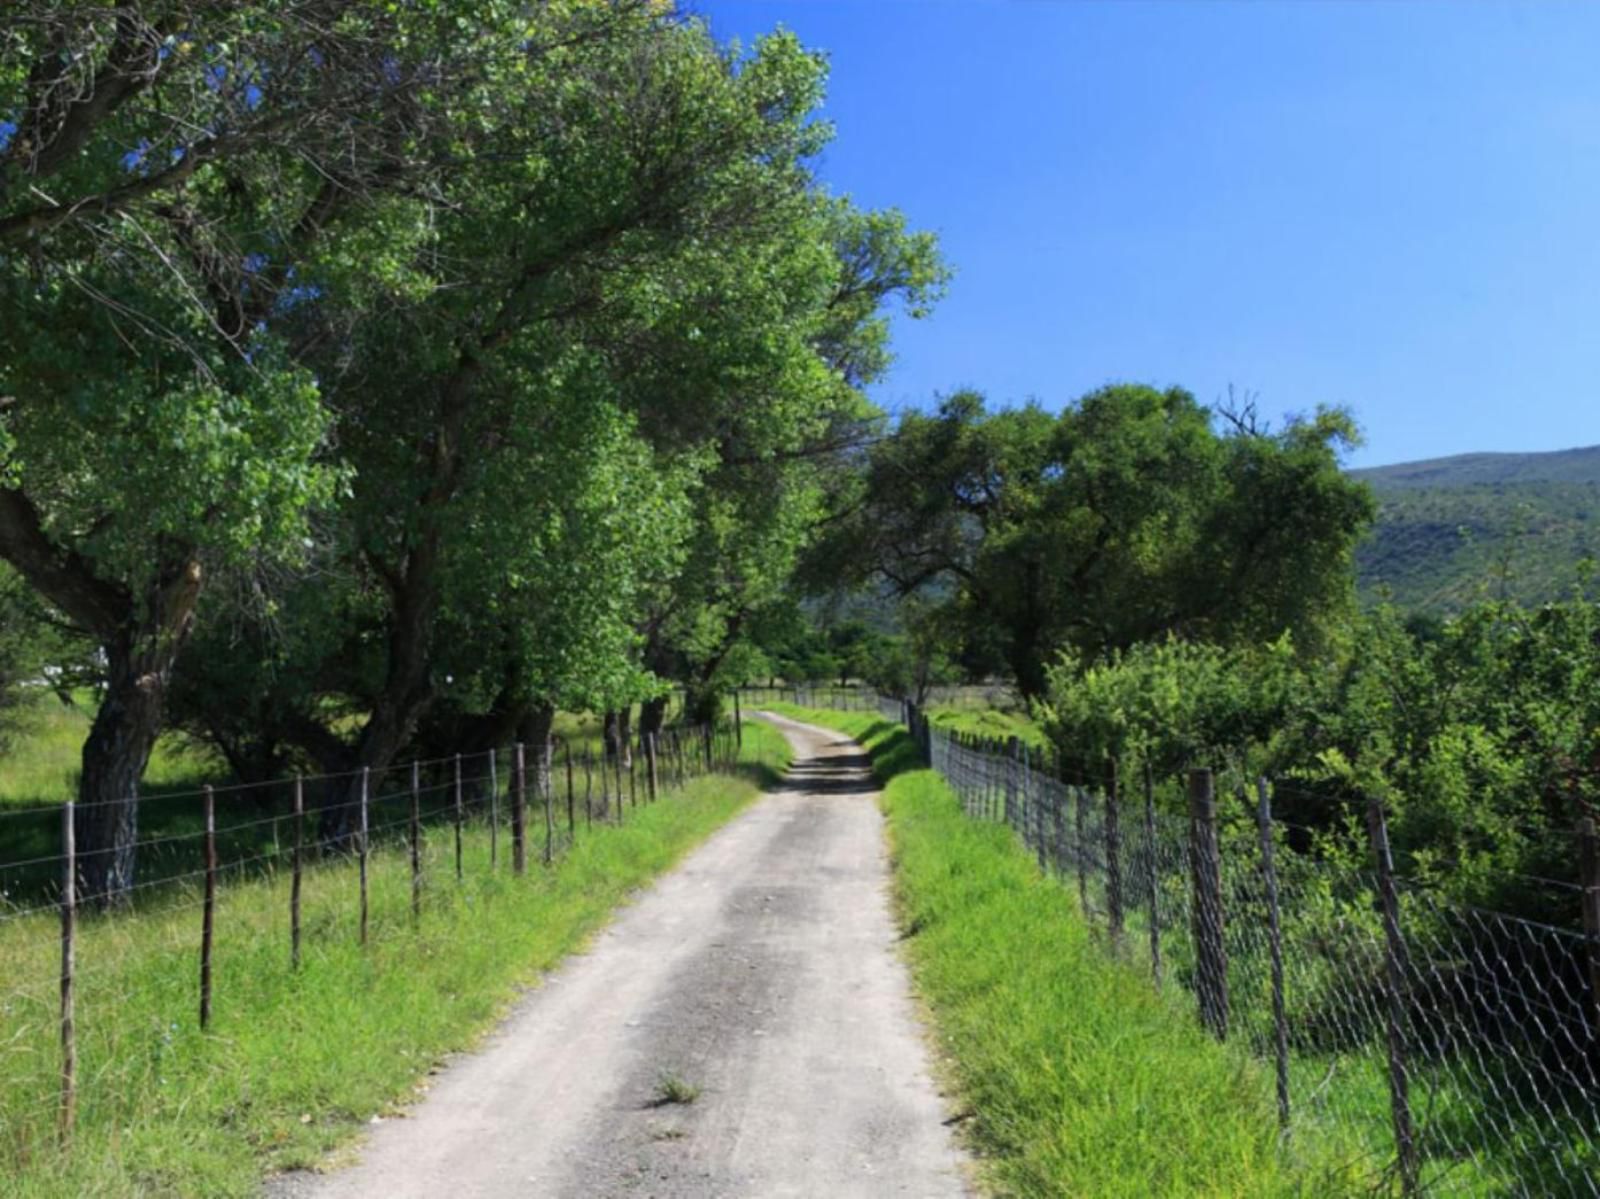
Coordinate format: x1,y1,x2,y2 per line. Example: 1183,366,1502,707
0,717,745,1150
782,689,1600,1197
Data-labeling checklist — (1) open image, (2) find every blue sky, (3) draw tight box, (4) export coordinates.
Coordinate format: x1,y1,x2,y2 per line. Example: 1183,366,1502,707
693,0,1600,468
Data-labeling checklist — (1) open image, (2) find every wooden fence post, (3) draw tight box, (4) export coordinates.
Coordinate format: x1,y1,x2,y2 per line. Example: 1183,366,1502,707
1104,757,1124,946
1367,796,1418,1195
512,743,527,875
543,739,555,866
1144,760,1161,990
583,748,594,829
200,785,216,1030
565,744,576,837
292,776,304,970
410,761,422,924
1004,737,1019,830
628,740,638,808
1187,768,1228,1040
453,755,463,882
645,733,659,802
614,738,626,824
359,767,370,945
1255,777,1290,1132
488,749,499,870
733,690,743,747
59,799,76,1142
1075,784,1090,917
1578,817,1600,1031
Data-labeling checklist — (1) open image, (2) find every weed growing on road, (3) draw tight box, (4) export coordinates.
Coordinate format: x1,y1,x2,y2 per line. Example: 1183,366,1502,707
652,1070,702,1106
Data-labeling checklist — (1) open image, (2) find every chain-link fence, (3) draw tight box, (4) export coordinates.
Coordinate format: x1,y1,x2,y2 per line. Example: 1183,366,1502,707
847,694,1599,1197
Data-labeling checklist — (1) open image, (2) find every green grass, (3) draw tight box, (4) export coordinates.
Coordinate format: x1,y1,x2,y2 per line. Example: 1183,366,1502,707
771,705,1358,1197
0,720,790,1198
0,689,217,810
927,703,1049,751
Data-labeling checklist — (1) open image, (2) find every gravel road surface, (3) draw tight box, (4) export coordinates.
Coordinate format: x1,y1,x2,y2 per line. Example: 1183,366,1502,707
269,713,969,1198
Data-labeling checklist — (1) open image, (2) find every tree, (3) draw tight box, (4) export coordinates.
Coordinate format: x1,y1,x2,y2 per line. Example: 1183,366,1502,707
830,386,1373,700
0,2,659,899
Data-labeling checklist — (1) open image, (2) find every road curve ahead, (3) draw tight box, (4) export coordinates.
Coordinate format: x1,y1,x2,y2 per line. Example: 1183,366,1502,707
272,713,970,1198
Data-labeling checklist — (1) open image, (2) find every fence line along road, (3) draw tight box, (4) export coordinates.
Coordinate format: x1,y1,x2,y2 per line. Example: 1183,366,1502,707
0,717,745,1153
781,686,1600,1198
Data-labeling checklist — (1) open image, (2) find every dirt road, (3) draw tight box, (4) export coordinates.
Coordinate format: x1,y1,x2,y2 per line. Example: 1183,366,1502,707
271,714,969,1198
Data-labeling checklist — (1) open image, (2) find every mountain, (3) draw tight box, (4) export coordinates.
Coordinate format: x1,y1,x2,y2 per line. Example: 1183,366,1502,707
1350,446,1600,612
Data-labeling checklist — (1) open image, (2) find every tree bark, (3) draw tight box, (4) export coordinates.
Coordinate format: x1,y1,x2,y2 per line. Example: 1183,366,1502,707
639,695,669,739
0,488,202,905
75,559,202,905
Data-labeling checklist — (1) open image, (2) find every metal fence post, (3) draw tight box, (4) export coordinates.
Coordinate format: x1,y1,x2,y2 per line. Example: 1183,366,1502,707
410,761,422,923
1187,768,1228,1040
1367,795,1419,1195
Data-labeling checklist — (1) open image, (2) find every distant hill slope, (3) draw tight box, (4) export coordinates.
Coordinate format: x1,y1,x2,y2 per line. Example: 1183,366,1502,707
1351,446,1600,612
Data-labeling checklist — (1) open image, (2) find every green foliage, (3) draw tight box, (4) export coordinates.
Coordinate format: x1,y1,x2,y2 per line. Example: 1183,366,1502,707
827,388,1373,699
1038,598,1600,920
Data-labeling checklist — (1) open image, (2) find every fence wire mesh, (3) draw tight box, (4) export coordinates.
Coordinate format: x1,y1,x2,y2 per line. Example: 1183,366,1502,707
852,693,1600,1198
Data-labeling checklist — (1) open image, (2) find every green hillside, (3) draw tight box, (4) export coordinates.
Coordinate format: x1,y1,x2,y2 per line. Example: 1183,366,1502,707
1351,446,1600,612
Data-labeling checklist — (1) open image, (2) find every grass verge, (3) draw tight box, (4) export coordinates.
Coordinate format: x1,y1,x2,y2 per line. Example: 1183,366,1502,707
0,720,789,1198
766,704,1355,1197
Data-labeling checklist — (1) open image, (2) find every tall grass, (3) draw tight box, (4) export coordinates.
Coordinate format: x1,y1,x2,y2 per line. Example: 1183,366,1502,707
0,721,790,1198
769,704,1359,1197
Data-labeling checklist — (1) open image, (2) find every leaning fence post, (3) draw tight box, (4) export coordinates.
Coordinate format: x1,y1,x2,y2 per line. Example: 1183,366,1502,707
1144,760,1161,990
359,767,371,945
1104,757,1124,947
200,785,216,1030
512,742,527,875
1367,795,1419,1195
1187,768,1228,1040
410,761,422,924
1255,777,1290,1132
292,776,304,970
59,799,76,1142
1579,817,1600,1031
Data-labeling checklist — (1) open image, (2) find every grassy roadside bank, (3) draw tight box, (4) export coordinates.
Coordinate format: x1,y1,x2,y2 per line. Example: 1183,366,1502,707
765,703,1354,1197
1,722,790,1198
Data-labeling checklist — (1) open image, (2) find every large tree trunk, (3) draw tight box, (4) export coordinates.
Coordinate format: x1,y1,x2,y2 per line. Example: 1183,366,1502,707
518,703,557,798
76,559,202,906
0,489,205,907
638,695,669,739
